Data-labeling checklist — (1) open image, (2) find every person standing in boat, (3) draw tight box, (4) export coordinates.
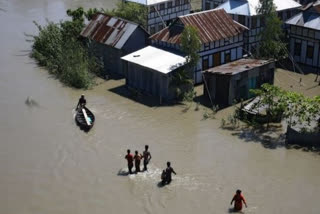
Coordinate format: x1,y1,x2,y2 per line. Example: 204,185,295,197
142,145,152,171
230,189,247,212
125,149,134,174
77,94,86,109
133,150,142,173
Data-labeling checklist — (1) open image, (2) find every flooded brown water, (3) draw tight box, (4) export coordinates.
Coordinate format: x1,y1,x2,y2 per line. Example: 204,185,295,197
1,0,320,213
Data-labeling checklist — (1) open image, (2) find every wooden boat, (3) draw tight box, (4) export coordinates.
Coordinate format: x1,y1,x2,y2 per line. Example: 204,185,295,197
75,106,95,131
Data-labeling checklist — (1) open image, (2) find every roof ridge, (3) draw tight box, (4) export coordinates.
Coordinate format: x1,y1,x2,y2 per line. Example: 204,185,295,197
95,12,139,27
179,8,224,18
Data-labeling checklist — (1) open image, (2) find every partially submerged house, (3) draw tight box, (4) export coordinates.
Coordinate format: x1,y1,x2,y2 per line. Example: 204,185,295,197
214,0,301,53
150,9,248,84
121,46,186,101
80,13,149,76
125,0,191,34
286,1,320,71
202,58,275,107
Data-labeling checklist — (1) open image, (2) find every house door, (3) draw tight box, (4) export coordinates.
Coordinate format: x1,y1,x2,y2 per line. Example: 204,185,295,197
213,52,221,67
248,77,257,98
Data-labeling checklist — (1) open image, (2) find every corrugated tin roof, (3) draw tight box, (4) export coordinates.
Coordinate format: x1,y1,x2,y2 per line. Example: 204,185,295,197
217,0,301,16
286,11,320,30
203,58,272,75
80,13,139,49
150,9,247,44
125,0,170,6
121,46,186,74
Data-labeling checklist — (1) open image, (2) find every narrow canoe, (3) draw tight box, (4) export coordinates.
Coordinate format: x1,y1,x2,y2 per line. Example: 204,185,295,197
75,106,95,131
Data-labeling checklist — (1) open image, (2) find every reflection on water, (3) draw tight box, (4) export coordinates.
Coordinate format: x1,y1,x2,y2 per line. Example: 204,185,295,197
1,0,320,214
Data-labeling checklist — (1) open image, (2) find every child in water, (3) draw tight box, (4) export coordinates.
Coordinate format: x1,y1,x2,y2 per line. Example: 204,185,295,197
230,189,247,212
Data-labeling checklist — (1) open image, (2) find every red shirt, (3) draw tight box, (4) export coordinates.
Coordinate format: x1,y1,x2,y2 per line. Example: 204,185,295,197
233,194,246,211
125,154,133,164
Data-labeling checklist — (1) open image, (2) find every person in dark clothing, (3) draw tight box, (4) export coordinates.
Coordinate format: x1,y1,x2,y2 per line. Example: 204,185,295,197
165,161,176,184
133,150,142,173
142,145,152,171
77,94,86,109
161,170,167,185
125,149,133,174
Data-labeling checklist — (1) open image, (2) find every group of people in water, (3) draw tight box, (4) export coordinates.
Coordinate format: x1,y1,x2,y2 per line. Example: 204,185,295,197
124,146,247,211
124,145,177,186
78,95,247,212
125,145,152,174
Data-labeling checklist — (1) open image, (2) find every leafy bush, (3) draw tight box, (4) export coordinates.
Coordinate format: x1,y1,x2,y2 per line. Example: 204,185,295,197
31,8,101,89
107,2,148,29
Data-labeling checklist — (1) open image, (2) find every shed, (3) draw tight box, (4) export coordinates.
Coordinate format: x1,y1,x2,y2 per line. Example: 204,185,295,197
121,46,186,100
80,13,149,76
202,58,275,107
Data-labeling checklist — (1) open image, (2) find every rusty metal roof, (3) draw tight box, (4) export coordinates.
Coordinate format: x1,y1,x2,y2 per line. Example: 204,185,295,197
202,58,273,75
80,13,140,49
150,9,247,44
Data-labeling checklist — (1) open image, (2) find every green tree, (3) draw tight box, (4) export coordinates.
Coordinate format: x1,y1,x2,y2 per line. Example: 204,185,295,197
107,2,148,29
180,26,201,74
31,8,101,89
61,7,86,40
170,26,201,101
250,83,285,128
256,0,287,59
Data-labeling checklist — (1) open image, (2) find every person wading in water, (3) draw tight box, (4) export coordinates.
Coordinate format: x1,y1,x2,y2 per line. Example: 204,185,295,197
164,161,176,184
142,145,152,171
230,189,247,212
125,149,134,174
133,150,142,173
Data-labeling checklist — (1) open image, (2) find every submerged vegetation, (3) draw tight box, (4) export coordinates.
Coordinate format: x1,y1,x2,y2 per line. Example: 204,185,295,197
30,3,148,89
240,84,320,132
31,8,101,88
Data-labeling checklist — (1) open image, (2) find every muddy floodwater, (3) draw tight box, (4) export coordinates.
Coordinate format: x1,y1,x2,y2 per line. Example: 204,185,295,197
1,0,320,213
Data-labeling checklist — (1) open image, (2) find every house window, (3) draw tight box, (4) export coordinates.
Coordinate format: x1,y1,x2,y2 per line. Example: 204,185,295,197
160,3,165,10
158,23,164,30
150,6,155,12
238,15,245,26
213,2,220,8
296,27,302,35
167,1,172,8
286,10,291,19
303,29,308,37
225,52,231,63
309,30,315,38
294,42,301,56
175,0,180,6
260,16,265,27
251,16,257,28
205,2,211,10
204,43,210,50
150,26,156,34
307,45,314,59
202,58,209,70
291,26,296,34
278,11,283,19
183,0,189,4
